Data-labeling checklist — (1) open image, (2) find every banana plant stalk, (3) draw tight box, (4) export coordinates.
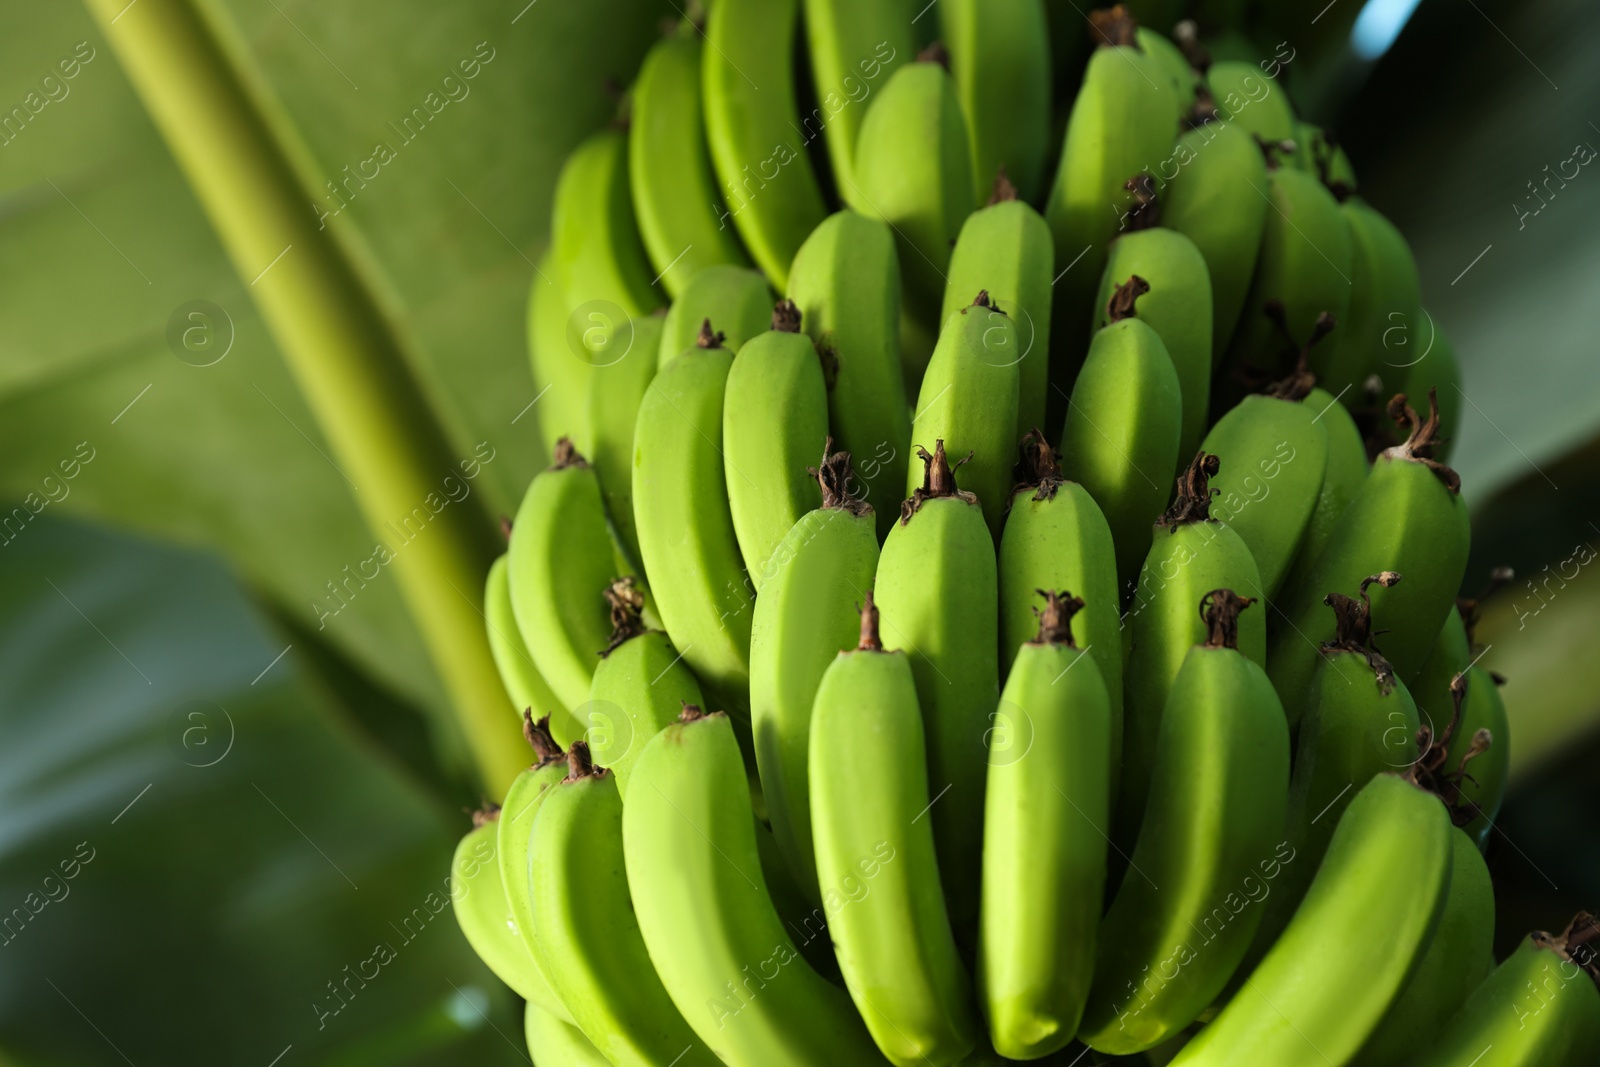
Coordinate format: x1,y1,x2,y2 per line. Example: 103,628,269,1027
83,0,525,790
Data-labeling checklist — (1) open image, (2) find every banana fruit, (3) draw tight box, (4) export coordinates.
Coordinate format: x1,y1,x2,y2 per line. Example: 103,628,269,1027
527,742,717,1067
484,552,562,726
1080,591,1289,1054
525,1003,611,1066
527,251,587,452
587,312,664,567
658,264,775,369
630,29,750,297
1397,311,1463,463
801,0,912,211
750,445,881,900
874,441,1000,944
1058,277,1182,587
810,594,980,1066
980,591,1113,1059
1202,60,1294,143
1316,197,1421,406
623,708,887,1066
787,211,911,538
941,0,1053,203
702,0,828,288
908,292,1021,536
942,181,1055,446
724,301,829,587
553,127,662,319
633,324,754,714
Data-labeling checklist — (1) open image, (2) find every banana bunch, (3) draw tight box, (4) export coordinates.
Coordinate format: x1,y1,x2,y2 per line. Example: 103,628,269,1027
467,5,1600,1066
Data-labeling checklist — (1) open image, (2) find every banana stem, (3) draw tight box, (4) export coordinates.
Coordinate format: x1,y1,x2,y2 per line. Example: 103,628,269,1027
82,0,525,791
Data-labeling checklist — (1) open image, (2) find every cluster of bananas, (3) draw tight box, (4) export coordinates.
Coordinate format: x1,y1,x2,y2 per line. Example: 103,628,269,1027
453,2,1600,1065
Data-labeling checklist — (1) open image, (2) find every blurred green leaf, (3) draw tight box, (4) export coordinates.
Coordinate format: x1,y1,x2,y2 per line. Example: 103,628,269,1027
0,514,527,1065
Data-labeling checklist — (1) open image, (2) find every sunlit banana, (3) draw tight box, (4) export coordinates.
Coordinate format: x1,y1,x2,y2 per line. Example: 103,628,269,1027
1168,773,1455,1067
525,1003,610,1066
553,127,663,320
1044,11,1179,402
724,301,829,587
810,594,980,1066
630,29,751,298
703,0,829,287
980,591,1113,1059
1315,197,1421,405
1080,591,1289,1055
508,439,632,740
527,742,718,1067
1119,452,1266,841
1159,120,1269,361
999,432,1122,719
875,440,999,945
588,578,705,795
633,324,753,715
1270,390,1470,710
908,292,1021,536
1198,312,1335,597
750,445,881,900
527,251,588,452
658,264,775,369
452,801,570,1022
1203,59,1294,143
497,715,572,1016
623,708,888,1065
787,211,911,539
1223,163,1353,386
1093,226,1213,461
587,312,664,567
485,552,563,726
1354,824,1495,1067
1411,913,1600,1067
852,51,975,371
801,0,913,211
1137,26,1202,120
941,0,1052,203
942,182,1054,446
1058,277,1182,587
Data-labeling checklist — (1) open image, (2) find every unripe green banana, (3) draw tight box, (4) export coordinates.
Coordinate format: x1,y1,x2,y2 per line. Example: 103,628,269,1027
1315,197,1421,404
1058,278,1183,587
452,798,569,1021
874,441,999,944
1202,60,1294,143
1354,825,1495,1067
1454,665,1509,849
1120,453,1266,841
1093,227,1213,461
1407,600,1471,748
527,743,718,1067
999,433,1122,720
1396,312,1463,464
527,252,588,452
658,264,775,370
587,313,664,568
724,301,830,587
485,552,563,725
1410,915,1600,1067
800,0,913,212
1223,164,1353,385
553,128,662,319
909,292,1020,537
630,29,751,298
525,1003,610,1066
1271,390,1470,711
508,439,632,740
787,211,911,539
942,186,1054,446
1280,382,1368,588
1168,773,1455,1067
1199,315,1336,597
588,578,705,796
702,0,828,288
633,325,753,714
1159,121,1269,361
750,447,881,900
941,0,1052,203
1081,591,1289,1054
623,708,888,1066
1137,27,1201,119
980,592,1113,1059
1044,16,1179,398
496,715,573,1016
810,595,981,1066
853,54,975,359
